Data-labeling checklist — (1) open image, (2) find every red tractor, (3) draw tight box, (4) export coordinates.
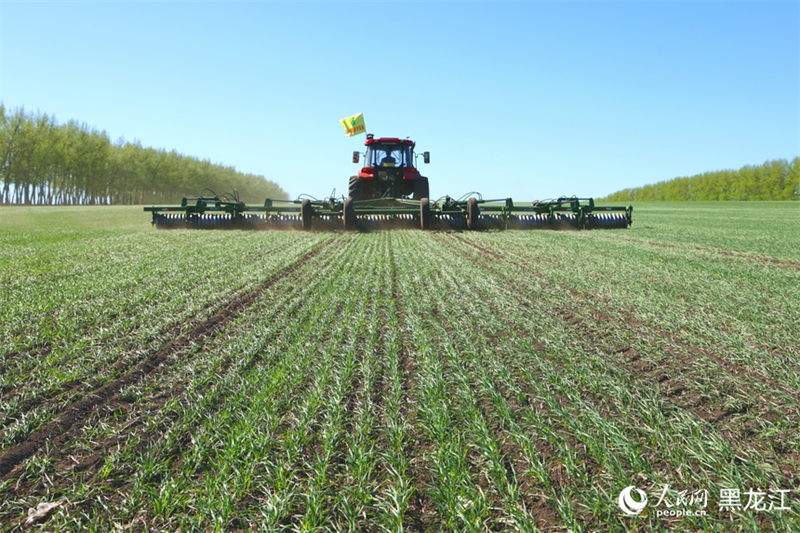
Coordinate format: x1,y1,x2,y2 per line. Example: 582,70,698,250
349,134,430,201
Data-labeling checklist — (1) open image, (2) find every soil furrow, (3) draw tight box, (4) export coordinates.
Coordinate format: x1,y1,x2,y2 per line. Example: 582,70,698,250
0,237,336,481
614,236,800,271
451,234,799,403
1,239,296,405
440,234,798,482
44,241,344,502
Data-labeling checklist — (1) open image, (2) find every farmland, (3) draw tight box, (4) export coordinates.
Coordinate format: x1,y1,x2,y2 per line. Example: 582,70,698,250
1,202,798,532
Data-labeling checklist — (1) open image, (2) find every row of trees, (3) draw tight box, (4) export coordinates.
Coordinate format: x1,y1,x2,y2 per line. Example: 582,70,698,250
0,104,288,205
603,158,799,202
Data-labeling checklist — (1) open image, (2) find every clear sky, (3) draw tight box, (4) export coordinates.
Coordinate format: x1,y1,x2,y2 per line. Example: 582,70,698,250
1,1,798,201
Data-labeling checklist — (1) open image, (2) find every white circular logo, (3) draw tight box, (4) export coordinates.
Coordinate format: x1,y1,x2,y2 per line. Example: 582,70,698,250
619,485,648,515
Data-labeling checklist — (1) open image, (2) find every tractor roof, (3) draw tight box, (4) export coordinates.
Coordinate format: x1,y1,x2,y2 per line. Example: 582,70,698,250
364,134,415,147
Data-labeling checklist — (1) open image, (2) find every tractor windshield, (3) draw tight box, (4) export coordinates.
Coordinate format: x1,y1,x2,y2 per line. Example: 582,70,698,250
366,144,413,168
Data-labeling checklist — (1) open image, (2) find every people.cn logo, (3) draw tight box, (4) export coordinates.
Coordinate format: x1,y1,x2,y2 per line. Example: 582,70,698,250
619,486,648,515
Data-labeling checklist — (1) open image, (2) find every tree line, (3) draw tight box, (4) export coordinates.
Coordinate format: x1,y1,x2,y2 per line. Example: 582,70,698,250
0,104,288,205
602,158,800,202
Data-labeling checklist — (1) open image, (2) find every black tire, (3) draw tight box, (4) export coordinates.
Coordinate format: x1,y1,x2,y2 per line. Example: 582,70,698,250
467,197,479,230
420,197,431,230
300,199,313,231
348,176,363,201
343,196,357,230
413,177,430,200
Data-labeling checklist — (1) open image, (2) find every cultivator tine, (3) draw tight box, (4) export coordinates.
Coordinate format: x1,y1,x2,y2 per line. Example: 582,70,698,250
354,214,421,231
585,213,629,230
266,214,302,230
152,213,186,229
155,213,303,230
308,215,339,231
507,214,551,230
480,214,506,230
554,214,581,230
430,214,466,231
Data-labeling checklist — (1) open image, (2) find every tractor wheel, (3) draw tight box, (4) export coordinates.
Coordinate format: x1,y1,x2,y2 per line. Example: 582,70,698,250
413,177,430,200
348,176,363,201
343,196,357,230
300,199,313,231
467,197,480,230
420,197,431,230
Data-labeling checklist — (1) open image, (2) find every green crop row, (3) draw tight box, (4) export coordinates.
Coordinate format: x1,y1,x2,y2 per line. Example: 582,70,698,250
0,230,329,453
1,203,797,532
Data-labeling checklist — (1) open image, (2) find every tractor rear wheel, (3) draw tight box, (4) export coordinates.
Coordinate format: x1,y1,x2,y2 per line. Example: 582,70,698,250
420,197,431,230
467,197,479,230
413,177,430,200
348,176,363,201
300,199,313,231
343,196,357,230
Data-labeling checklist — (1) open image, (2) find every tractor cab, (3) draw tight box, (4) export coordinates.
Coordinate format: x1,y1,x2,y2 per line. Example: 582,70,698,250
352,134,430,170
350,134,430,201
366,142,412,168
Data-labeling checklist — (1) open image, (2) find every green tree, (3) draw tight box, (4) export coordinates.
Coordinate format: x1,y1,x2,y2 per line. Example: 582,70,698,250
0,103,289,205
602,158,799,201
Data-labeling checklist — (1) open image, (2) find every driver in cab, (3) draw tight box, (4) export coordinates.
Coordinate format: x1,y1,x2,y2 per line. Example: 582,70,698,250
380,150,397,167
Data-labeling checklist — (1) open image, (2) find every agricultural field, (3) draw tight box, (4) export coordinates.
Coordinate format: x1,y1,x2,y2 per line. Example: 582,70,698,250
1,201,798,532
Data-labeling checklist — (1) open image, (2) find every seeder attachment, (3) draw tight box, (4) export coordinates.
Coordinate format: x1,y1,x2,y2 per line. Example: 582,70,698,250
425,195,632,230
145,194,632,231
144,193,332,230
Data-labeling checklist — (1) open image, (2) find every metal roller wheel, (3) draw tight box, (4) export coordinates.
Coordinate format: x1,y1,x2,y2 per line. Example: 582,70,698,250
343,196,357,230
420,197,431,230
300,199,313,231
467,197,479,230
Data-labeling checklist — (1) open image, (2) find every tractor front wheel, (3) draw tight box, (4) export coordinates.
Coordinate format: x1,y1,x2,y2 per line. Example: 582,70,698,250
413,177,430,200
348,176,363,201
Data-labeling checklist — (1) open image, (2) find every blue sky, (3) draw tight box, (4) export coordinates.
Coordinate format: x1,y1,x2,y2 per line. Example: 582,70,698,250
1,1,798,200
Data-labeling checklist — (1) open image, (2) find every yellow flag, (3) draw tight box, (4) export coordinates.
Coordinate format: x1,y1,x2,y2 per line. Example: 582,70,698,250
340,113,366,137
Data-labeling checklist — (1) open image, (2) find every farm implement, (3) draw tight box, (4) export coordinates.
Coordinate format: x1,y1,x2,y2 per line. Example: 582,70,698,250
145,135,633,231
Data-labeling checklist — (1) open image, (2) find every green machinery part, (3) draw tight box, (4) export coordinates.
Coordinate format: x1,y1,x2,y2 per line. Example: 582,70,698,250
144,194,632,231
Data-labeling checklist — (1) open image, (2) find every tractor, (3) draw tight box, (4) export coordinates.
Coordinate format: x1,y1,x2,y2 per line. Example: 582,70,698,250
144,133,633,231
348,134,430,201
